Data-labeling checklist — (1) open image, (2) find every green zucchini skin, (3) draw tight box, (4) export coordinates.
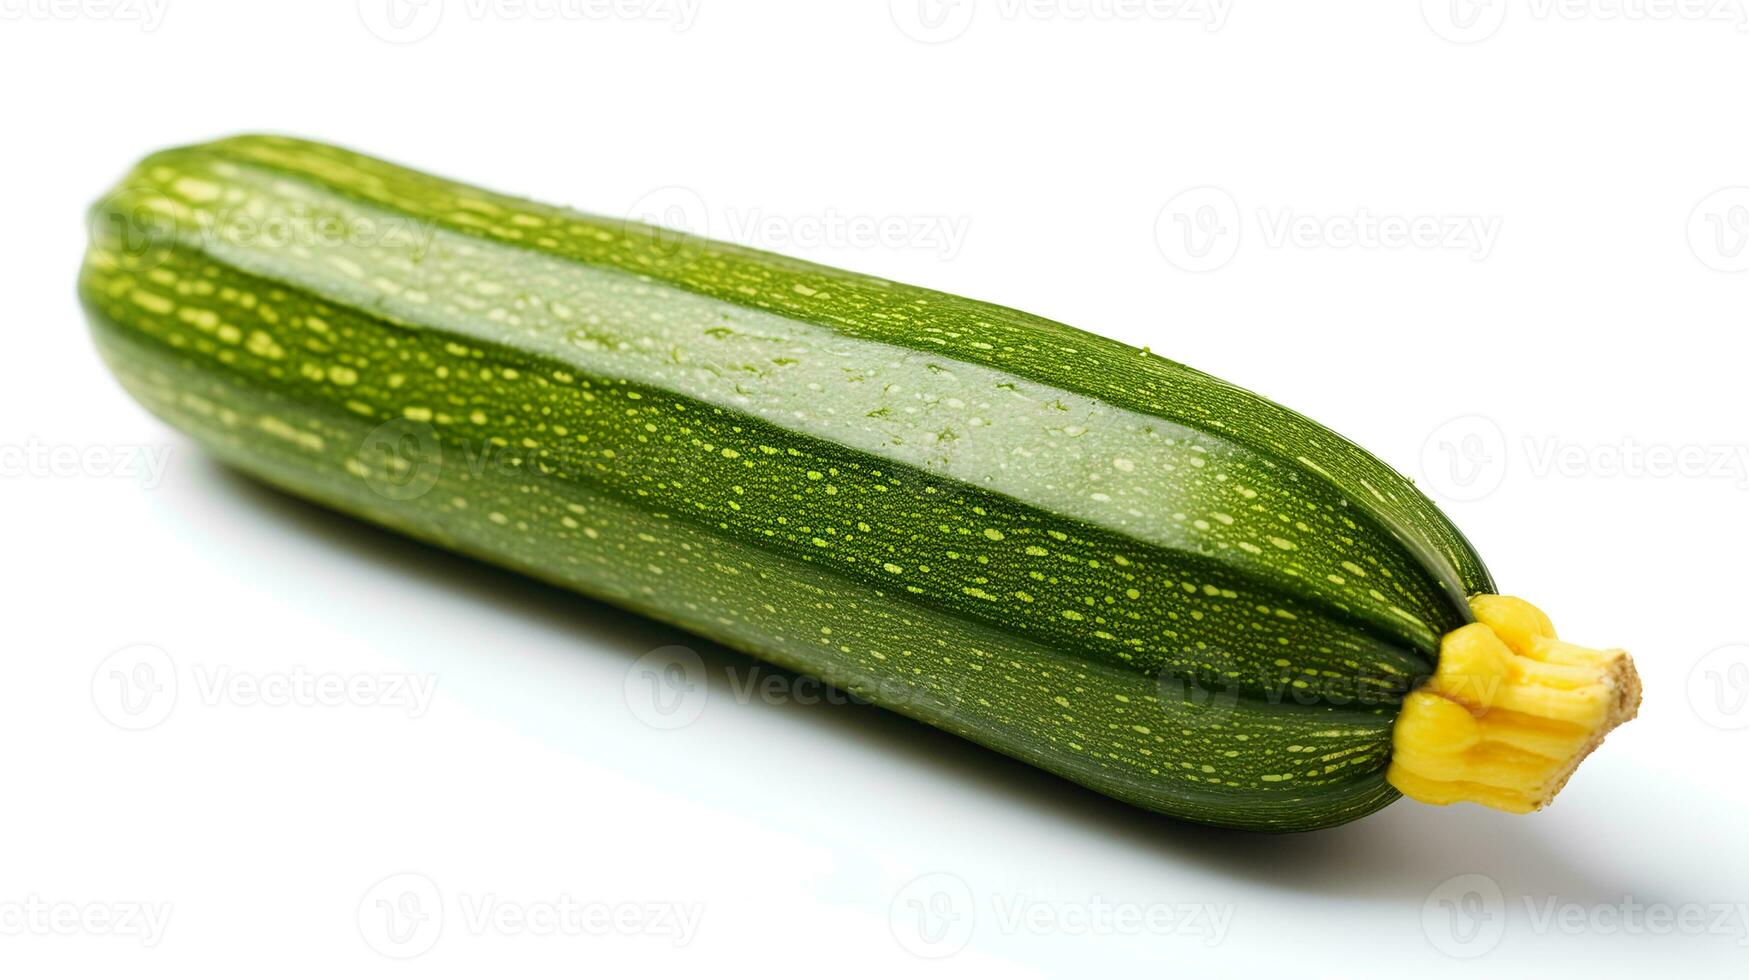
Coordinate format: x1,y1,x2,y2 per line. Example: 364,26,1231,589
80,136,1493,832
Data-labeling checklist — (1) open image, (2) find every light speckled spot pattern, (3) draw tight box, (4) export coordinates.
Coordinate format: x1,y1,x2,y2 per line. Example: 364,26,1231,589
79,136,1495,832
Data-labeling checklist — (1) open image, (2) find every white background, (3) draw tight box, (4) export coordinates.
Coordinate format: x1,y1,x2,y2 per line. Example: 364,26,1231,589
3,1,1747,976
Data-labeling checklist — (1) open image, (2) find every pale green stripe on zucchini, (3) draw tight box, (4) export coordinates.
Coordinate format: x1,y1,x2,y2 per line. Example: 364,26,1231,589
80,135,1496,831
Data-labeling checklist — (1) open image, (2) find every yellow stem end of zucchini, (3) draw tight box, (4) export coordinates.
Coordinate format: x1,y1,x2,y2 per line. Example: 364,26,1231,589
1386,595,1642,814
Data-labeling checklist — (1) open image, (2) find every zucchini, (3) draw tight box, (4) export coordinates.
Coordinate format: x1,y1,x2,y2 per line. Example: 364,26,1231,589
79,136,1640,832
